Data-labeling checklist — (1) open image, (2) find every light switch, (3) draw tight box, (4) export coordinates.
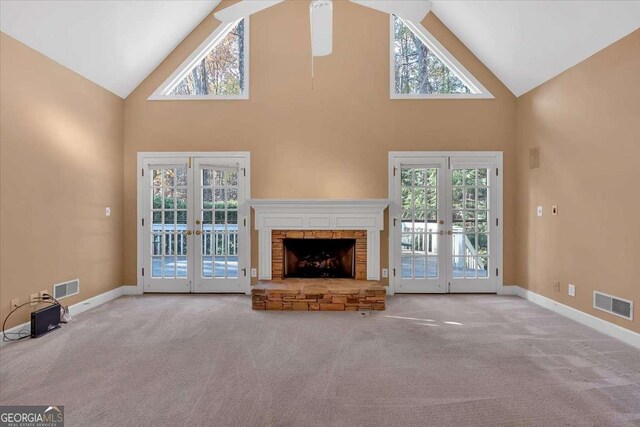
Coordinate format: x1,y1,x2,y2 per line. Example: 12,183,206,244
105,207,111,217
552,205,558,215
382,268,388,278
537,206,543,217
568,284,575,297
250,268,257,278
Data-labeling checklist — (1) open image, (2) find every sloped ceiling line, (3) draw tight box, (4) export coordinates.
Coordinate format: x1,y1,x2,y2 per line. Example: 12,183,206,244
1,0,639,98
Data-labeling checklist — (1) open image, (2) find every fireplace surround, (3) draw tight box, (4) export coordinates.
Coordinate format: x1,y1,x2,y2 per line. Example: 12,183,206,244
272,230,366,280
250,199,389,281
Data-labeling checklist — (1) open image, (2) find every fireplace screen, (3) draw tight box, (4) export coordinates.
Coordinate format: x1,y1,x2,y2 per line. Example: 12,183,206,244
283,239,355,278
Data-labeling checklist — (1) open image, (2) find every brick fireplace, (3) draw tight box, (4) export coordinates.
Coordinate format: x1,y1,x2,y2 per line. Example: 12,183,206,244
271,230,367,280
250,199,389,281
249,199,389,311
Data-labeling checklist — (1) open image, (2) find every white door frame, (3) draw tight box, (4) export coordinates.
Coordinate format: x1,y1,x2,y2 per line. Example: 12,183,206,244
136,152,251,295
388,151,503,295
391,156,448,293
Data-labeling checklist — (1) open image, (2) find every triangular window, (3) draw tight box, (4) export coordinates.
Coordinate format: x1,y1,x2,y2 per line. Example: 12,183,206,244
391,16,492,99
150,18,248,100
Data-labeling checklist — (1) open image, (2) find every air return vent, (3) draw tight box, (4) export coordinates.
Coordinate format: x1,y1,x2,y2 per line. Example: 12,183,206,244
53,279,80,300
593,291,633,320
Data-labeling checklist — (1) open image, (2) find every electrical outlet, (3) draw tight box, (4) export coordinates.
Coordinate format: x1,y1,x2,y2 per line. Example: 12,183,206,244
250,268,257,278
40,290,48,300
105,207,111,216
10,298,19,310
554,281,560,292
537,206,543,217
552,205,558,215
29,293,39,307
382,268,388,278
568,283,575,297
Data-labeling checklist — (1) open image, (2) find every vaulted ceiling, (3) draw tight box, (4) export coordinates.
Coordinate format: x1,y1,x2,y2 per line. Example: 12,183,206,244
1,0,639,98
0,0,222,98
431,0,640,96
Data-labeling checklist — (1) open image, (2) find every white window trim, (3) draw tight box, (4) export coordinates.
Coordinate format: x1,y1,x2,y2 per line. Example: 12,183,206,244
390,16,493,100
149,18,250,101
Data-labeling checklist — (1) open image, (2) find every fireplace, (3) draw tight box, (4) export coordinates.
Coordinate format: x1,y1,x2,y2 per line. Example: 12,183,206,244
272,230,367,280
250,199,389,281
284,238,355,278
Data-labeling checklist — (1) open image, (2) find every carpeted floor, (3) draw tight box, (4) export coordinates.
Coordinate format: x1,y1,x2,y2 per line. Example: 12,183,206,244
1,294,639,426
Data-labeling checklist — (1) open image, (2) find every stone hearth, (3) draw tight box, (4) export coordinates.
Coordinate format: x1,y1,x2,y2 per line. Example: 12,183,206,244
252,279,386,311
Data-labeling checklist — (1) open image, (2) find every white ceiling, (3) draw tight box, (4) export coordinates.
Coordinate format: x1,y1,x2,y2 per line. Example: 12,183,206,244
0,0,221,98
1,1,639,98
432,0,640,96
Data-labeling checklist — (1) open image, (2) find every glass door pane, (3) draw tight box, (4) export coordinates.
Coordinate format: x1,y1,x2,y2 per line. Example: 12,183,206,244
193,159,245,292
448,159,498,293
200,168,238,279
143,159,192,293
394,158,447,293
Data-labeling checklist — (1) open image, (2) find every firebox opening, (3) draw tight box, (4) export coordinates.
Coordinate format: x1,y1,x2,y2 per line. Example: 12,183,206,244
283,238,356,279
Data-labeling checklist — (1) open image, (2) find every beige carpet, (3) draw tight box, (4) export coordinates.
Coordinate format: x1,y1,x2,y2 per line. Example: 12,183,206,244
1,294,639,426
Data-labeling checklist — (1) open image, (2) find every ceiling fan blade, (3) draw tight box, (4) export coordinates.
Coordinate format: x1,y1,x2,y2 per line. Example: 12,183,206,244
214,0,285,22
350,0,432,22
310,0,333,56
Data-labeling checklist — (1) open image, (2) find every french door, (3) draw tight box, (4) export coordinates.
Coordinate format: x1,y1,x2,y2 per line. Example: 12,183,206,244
139,154,249,293
390,153,501,293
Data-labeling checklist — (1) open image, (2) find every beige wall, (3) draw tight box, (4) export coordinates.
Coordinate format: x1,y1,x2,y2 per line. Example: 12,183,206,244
123,0,517,286
515,29,640,333
0,34,124,329
2,2,636,335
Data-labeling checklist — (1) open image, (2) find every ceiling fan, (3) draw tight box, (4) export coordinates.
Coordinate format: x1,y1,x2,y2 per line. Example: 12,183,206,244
214,0,432,57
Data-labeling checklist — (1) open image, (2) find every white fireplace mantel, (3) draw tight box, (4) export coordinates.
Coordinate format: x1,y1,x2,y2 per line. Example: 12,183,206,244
249,199,390,281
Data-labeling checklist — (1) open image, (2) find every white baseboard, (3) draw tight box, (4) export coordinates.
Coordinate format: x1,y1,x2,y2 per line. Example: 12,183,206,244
68,285,138,316
121,285,140,295
5,284,636,350
508,286,639,349
2,285,137,346
498,285,520,296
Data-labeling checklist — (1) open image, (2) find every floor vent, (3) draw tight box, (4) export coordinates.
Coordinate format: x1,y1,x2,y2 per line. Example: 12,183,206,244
53,279,80,300
593,291,633,321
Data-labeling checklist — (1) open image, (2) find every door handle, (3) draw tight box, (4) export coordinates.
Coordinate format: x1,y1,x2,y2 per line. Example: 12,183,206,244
447,230,453,235
195,230,202,236
439,231,444,235
186,230,193,236
195,219,201,225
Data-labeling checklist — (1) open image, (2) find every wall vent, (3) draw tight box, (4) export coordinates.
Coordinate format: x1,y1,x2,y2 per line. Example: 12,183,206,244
593,291,633,321
53,279,80,300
